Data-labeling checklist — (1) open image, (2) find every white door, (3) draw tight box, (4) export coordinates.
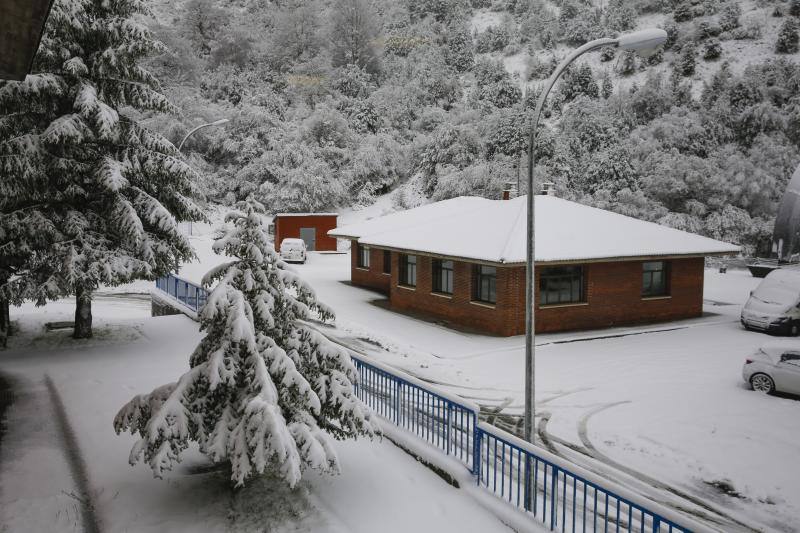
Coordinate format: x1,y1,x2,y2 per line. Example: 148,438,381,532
300,227,316,251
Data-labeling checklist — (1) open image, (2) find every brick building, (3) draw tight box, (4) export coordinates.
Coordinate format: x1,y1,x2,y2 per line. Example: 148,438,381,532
329,195,739,336
273,213,338,252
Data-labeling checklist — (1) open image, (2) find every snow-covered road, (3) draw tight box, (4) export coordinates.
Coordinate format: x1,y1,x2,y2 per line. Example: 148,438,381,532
291,253,799,533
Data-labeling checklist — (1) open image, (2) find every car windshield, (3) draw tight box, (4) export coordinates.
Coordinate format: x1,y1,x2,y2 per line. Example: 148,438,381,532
752,286,797,306
282,240,303,251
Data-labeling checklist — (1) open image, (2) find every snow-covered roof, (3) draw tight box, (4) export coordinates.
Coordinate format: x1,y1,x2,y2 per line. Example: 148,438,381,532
328,195,740,264
275,213,338,217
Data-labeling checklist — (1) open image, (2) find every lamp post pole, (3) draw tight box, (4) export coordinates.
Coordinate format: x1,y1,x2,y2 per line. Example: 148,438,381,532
177,118,229,153
523,29,668,444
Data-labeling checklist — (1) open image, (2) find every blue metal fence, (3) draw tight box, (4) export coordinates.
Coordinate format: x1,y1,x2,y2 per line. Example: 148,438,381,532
155,276,702,533
155,273,208,313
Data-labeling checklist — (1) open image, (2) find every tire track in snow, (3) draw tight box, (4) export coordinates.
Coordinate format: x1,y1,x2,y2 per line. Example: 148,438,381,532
307,320,760,532
0,373,12,454
566,401,760,533
45,375,101,533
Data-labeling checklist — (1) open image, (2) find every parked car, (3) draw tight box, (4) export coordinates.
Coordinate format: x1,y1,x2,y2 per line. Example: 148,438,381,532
279,238,307,263
743,341,800,394
740,268,800,335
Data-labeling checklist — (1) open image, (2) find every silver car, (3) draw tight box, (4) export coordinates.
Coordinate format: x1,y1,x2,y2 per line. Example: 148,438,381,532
742,341,800,394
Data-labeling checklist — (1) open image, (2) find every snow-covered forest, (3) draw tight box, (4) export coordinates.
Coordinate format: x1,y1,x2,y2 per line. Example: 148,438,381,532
140,0,800,255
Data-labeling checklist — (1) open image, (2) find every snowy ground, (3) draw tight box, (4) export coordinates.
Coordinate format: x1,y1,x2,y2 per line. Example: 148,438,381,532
0,301,515,532
5,209,799,532
288,254,797,533
119,206,798,531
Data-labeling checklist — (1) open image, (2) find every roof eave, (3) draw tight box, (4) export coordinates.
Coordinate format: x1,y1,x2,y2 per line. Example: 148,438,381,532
334,241,740,267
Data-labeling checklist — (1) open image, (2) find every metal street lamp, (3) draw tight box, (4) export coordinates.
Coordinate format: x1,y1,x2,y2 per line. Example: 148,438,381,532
177,118,230,152
523,28,668,443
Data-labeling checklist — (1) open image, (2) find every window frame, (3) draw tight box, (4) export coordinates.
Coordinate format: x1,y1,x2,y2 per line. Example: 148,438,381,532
780,353,800,363
642,260,670,298
472,264,497,305
539,265,585,306
399,254,417,288
356,243,370,269
432,259,454,295
382,250,391,275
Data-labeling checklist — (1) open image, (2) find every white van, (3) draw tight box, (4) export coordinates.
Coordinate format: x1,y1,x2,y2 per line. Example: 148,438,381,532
279,238,307,264
741,268,800,336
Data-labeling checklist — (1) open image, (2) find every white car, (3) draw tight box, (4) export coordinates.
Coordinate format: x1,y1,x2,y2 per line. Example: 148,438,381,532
742,341,800,395
741,268,800,336
279,238,307,263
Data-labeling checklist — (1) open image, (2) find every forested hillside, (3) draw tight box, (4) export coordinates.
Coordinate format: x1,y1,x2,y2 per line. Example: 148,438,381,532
143,0,800,253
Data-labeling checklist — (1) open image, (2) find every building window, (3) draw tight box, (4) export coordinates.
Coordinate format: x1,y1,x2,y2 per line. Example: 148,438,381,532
540,266,584,305
432,259,454,295
399,254,417,287
383,250,391,275
473,265,497,304
357,244,370,268
642,261,669,297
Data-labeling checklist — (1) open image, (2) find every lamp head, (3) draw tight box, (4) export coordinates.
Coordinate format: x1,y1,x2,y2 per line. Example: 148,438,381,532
210,118,230,126
616,28,668,57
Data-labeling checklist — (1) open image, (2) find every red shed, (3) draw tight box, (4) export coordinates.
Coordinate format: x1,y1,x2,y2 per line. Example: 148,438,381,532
273,213,338,252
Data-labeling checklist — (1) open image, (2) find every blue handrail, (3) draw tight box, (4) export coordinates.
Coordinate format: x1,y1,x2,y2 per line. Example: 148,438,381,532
155,273,208,313
154,275,701,533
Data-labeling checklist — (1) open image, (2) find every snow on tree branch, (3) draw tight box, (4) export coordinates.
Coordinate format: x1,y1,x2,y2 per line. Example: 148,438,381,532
115,200,375,486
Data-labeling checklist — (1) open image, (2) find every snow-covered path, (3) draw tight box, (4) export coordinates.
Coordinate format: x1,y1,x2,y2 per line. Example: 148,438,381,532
0,302,514,533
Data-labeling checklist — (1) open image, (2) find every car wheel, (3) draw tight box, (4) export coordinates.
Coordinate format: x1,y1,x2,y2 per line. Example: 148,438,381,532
750,373,775,393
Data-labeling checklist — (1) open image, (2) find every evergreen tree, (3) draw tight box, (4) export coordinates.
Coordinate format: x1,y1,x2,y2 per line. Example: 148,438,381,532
559,63,599,103
673,1,694,22
720,2,741,31
486,109,527,159
601,75,614,99
792,0,800,17
776,19,799,54
618,50,637,76
605,0,636,32
114,201,375,487
678,44,697,76
703,39,723,60
0,0,203,339
445,24,474,73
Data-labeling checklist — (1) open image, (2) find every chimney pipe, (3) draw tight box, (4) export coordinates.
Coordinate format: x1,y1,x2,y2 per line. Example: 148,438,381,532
502,182,516,200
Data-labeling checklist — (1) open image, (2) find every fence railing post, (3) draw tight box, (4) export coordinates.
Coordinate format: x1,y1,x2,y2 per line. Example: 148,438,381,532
550,466,557,531
472,419,482,482
394,380,401,425
524,454,531,513
445,403,452,456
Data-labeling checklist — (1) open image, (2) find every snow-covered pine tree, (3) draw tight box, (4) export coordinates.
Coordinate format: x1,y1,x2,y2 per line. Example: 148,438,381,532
776,19,799,54
0,0,203,338
678,43,697,76
114,200,374,487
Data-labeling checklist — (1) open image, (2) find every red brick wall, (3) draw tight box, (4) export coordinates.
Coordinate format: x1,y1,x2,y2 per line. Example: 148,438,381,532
274,215,338,252
388,254,522,336
350,243,391,294
529,257,705,334
350,248,705,336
